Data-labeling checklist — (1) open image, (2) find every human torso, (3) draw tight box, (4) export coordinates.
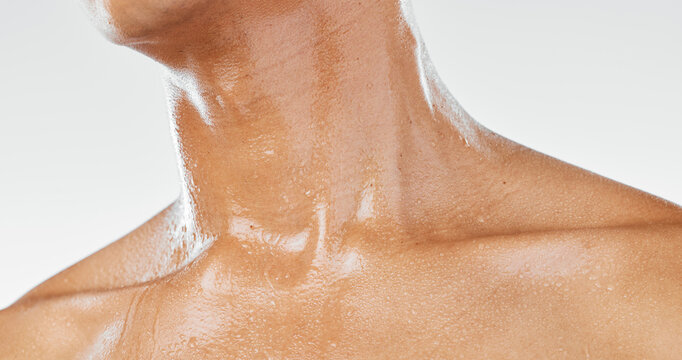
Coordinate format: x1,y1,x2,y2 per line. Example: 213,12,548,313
2,223,681,359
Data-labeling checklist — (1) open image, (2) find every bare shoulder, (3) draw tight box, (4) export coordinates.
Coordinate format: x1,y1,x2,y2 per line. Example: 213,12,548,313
543,224,682,357
435,223,682,358
13,201,183,305
566,223,682,319
492,223,682,302
0,204,183,358
486,133,682,233
313,222,682,358
0,289,134,359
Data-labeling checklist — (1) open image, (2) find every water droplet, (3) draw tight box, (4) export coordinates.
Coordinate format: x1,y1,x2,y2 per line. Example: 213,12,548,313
188,336,198,348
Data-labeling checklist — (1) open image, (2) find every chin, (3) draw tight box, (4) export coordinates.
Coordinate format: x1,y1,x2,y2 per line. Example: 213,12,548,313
81,0,214,45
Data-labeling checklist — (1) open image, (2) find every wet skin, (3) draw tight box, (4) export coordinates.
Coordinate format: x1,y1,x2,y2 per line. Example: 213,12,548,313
2,0,682,359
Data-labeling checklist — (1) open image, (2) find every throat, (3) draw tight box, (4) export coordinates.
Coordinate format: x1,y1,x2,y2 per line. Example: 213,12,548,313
161,0,489,248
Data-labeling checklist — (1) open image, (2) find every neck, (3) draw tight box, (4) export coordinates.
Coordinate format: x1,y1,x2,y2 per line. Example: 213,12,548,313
159,0,488,249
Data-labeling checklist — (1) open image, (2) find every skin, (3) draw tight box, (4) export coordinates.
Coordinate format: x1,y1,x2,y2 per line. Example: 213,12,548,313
1,0,681,358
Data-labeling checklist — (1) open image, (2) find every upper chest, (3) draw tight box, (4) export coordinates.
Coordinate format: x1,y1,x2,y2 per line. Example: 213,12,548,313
19,228,670,359
97,235,617,359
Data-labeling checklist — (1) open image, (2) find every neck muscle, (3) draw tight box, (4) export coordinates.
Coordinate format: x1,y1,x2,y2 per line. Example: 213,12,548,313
159,0,487,248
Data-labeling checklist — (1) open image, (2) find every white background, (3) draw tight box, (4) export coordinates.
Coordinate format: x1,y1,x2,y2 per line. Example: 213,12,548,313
0,0,680,309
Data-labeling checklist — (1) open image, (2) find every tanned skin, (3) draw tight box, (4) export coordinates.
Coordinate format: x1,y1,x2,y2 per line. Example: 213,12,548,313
1,0,681,358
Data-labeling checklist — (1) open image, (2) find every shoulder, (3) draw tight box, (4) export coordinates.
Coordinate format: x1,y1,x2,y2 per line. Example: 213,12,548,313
552,224,682,357
0,290,132,359
422,222,682,300
484,223,682,301
458,223,682,357
350,223,681,357
14,201,183,305
0,203,183,358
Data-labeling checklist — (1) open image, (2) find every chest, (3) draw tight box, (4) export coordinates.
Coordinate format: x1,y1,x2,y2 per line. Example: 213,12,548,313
96,268,558,358
89,240,601,359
